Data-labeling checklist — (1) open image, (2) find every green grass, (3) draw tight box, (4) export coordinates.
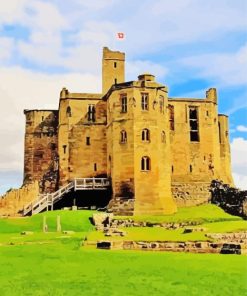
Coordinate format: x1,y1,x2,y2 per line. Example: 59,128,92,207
87,220,247,242
0,243,246,296
0,208,247,295
0,210,94,233
115,204,242,223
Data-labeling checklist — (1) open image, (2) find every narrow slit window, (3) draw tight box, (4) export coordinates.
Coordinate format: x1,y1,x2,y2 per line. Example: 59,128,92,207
88,104,96,122
168,105,175,131
141,156,151,171
121,95,127,113
66,106,72,117
63,145,67,154
114,62,117,68
141,93,149,110
142,129,150,142
86,137,90,146
94,163,97,171
218,122,222,143
172,165,174,173
114,78,117,84
190,165,193,173
120,130,127,143
189,107,199,142
159,96,164,113
161,131,166,143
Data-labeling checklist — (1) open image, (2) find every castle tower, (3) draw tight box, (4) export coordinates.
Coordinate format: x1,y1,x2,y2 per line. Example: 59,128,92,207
102,47,125,94
105,73,177,215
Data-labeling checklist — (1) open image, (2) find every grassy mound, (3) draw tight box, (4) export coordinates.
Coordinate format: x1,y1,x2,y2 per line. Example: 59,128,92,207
115,204,242,223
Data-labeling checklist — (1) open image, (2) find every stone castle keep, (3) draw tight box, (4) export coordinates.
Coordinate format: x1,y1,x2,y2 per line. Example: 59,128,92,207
2,47,233,216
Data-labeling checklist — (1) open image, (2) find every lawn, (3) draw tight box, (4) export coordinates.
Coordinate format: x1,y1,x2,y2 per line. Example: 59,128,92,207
114,204,242,223
0,242,246,296
0,207,246,295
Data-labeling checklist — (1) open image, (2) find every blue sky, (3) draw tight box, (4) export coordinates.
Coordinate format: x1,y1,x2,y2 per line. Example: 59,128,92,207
0,0,246,194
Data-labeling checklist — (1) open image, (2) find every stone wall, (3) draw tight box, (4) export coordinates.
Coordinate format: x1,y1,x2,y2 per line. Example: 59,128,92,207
171,182,211,207
97,239,247,254
107,198,134,215
0,182,39,216
23,110,59,193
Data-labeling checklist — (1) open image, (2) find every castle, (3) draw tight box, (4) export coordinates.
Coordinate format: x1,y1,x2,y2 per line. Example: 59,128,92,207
20,47,233,215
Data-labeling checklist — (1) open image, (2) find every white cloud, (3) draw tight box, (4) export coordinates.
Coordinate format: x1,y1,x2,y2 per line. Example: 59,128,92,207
236,125,247,132
231,137,247,190
126,60,169,81
0,0,28,24
0,37,14,61
181,43,247,87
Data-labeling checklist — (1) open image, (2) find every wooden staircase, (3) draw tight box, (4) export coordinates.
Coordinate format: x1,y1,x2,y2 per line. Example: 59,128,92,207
22,178,110,216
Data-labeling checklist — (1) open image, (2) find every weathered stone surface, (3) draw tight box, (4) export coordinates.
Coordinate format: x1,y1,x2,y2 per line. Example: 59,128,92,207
92,213,113,230
0,182,39,216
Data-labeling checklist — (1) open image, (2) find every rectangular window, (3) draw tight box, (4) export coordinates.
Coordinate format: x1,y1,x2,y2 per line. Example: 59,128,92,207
62,145,67,154
121,95,127,113
168,105,175,130
88,104,96,122
94,163,97,171
114,78,117,84
86,137,90,146
114,62,117,68
189,107,199,142
141,93,149,110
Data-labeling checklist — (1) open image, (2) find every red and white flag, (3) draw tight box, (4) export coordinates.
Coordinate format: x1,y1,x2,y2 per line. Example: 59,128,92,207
116,32,125,40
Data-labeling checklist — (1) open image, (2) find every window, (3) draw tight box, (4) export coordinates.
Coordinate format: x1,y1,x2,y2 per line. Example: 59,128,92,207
141,156,151,171
66,106,72,117
88,105,95,122
94,163,97,172
171,165,174,173
161,131,166,143
159,96,164,113
189,107,199,142
142,129,150,142
114,62,117,68
86,137,90,146
189,165,193,173
168,105,175,130
114,78,117,84
120,130,127,143
121,95,127,113
218,122,221,143
62,145,67,154
141,93,149,110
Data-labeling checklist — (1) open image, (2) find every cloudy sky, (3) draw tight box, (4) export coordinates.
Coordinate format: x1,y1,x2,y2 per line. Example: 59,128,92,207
0,0,246,194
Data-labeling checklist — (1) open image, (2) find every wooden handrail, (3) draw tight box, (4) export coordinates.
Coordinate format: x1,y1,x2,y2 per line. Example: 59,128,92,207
23,177,110,215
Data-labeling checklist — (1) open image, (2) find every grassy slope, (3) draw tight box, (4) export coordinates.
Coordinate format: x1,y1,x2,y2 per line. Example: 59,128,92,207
115,204,242,223
0,210,94,233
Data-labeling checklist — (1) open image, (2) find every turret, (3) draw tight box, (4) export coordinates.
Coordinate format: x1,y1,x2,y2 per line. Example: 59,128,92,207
206,88,217,104
102,47,125,94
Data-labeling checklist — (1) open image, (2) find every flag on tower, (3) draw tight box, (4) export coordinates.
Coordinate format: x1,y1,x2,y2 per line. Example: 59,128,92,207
116,32,125,40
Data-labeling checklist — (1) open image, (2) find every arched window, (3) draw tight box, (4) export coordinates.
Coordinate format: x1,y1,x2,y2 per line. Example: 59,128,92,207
142,128,150,142
120,130,127,143
161,131,166,143
141,156,151,171
66,106,72,117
